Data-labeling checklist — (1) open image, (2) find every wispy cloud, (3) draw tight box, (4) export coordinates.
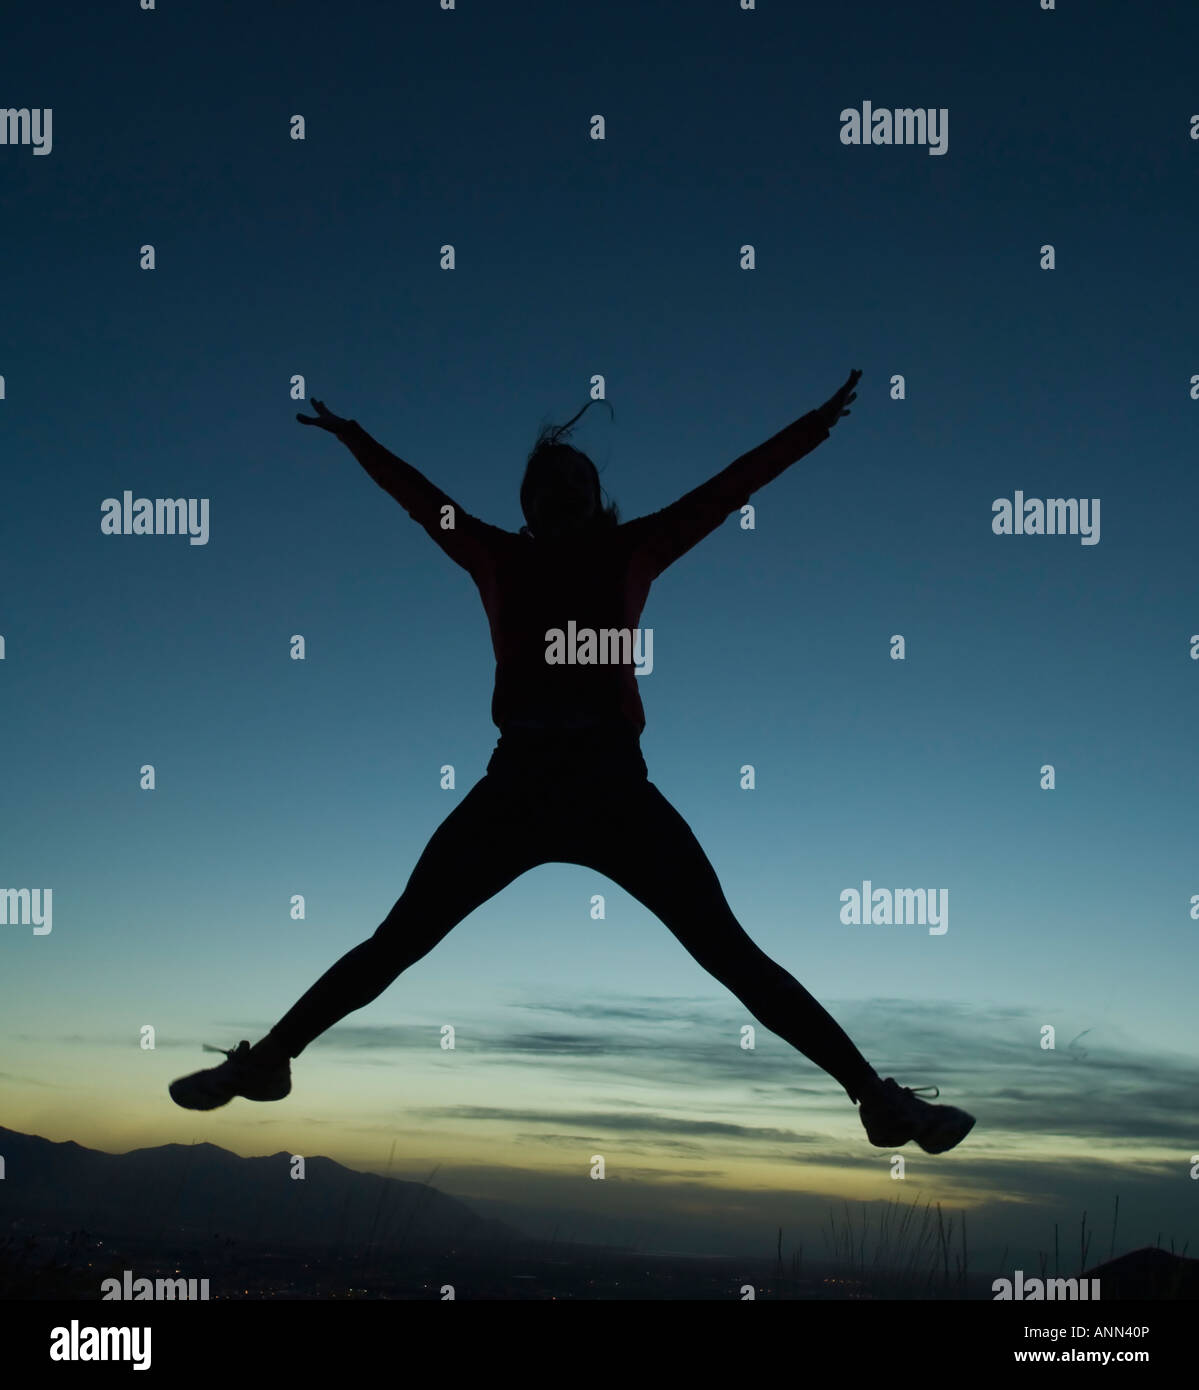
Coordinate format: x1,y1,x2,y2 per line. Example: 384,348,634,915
38,992,1198,1155
414,1104,824,1145
283,994,1198,1147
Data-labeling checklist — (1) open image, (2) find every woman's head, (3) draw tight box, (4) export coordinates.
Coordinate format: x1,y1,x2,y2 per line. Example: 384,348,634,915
521,400,618,538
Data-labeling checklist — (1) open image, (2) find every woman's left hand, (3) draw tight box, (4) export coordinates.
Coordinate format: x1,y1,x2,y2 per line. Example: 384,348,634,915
817,369,861,429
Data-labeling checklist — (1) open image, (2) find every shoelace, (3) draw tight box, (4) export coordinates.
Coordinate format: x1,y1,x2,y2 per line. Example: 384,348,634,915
201,1041,285,1072
862,1081,941,1108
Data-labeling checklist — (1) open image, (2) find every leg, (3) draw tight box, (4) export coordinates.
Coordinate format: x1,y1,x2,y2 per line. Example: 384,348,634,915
264,773,545,1058
575,780,881,1103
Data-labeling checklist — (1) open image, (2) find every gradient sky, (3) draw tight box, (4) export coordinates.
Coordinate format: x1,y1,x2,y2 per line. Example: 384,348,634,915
2,0,1197,1271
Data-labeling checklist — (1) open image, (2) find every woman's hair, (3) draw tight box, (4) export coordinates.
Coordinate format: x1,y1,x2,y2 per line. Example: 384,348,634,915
521,398,619,532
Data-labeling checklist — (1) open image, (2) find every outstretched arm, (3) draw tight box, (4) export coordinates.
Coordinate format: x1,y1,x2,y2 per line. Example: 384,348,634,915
628,369,861,578
297,398,496,576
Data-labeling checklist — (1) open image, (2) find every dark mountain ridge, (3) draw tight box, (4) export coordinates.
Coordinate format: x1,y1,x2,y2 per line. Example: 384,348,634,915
0,1126,517,1252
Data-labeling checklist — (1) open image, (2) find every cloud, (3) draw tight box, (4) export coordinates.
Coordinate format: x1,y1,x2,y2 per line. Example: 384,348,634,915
342,994,1194,1157
514,1132,716,1158
44,993,1199,1152
508,997,721,1025
414,1104,823,1145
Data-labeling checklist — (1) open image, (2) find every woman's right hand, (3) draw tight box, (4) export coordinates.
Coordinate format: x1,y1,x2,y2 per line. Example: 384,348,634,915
296,397,350,433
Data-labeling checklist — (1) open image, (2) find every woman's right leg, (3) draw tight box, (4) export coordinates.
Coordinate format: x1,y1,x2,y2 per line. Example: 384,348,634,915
263,773,543,1058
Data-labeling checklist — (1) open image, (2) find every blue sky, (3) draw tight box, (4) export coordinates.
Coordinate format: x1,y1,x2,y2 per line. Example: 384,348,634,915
2,0,1197,1269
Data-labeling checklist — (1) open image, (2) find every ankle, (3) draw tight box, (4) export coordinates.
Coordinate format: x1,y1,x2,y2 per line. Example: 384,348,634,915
854,1071,885,1104
250,1035,290,1066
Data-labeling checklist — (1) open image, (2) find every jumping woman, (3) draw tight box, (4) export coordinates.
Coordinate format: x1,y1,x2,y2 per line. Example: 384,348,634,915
170,370,975,1154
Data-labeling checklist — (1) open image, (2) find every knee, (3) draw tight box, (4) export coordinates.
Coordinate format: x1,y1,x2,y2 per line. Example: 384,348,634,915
364,902,410,960
370,892,447,958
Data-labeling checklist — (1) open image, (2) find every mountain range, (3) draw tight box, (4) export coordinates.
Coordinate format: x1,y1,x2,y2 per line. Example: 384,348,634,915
0,1126,517,1253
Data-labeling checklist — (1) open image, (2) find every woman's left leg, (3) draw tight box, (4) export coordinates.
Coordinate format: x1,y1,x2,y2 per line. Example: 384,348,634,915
575,778,881,1104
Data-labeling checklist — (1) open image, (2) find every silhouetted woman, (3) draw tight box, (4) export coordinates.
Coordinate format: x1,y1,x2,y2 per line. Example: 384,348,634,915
171,370,974,1153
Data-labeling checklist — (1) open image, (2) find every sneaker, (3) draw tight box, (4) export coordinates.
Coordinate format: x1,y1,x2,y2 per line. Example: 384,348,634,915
169,1041,291,1111
858,1078,974,1154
